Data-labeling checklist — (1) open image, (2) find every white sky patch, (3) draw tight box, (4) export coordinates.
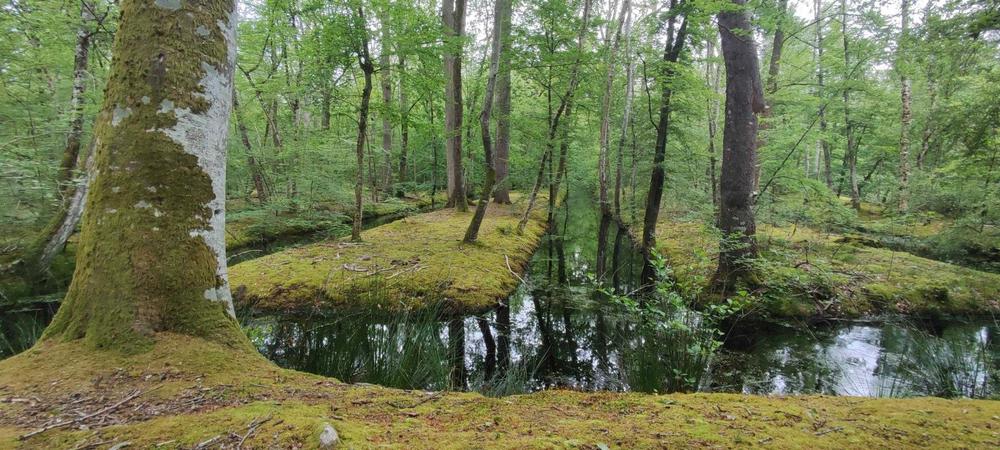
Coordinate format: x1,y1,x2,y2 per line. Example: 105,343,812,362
158,9,239,318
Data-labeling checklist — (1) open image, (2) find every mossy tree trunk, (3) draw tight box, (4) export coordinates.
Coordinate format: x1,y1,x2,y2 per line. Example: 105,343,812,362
714,0,764,288
897,0,912,212
42,0,248,352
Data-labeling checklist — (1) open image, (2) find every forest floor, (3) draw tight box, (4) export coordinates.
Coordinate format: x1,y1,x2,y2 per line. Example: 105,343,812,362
229,194,549,316
633,195,1000,320
1,334,998,449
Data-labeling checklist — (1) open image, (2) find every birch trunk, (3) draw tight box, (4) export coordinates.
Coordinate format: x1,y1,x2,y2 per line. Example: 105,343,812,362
42,0,248,351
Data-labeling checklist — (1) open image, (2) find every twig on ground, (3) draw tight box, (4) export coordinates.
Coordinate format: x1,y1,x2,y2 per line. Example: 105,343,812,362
19,385,162,440
505,255,525,284
237,413,274,449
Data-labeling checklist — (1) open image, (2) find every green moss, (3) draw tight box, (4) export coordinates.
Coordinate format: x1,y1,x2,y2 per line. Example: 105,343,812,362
1,334,998,448
40,0,250,352
644,217,1000,320
229,195,548,315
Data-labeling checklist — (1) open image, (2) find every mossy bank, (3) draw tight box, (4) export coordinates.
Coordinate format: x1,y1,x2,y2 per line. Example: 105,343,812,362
229,196,549,316
1,334,998,449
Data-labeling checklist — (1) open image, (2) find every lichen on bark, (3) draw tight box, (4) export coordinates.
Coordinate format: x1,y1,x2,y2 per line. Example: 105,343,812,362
42,0,249,353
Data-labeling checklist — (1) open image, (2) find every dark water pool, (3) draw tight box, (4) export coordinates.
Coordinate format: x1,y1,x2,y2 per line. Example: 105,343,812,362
244,189,1000,398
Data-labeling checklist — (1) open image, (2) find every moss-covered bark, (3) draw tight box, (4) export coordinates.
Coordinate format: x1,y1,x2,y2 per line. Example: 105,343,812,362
42,0,248,352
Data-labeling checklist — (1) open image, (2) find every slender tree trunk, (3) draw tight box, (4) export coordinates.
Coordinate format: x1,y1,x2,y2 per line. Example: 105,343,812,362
443,0,468,211
353,7,375,242
517,0,593,233
897,0,912,212
25,0,97,278
841,0,860,209
598,0,630,217
714,0,764,288
917,83,936,169
233,91,269,203
380,27,394,198
397,56,409,184
754,0,788,196
640,3,689,283
463,0,504,243
321,88,332,130
42,0,247,350
706,37,721,210
614,11,634,219
493,0,513,204
816,0,832,189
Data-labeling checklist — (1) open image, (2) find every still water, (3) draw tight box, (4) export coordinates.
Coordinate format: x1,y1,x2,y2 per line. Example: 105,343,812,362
245,190,999,398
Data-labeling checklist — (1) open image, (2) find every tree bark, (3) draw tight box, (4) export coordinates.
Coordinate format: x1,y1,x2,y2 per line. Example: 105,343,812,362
816,0,832,189
443,0,468,211
598,0,630,217
614,10,635,219
42,0,247,350
492,0,514,204
897,0,912,212
233,91,269,203
714,0,765,288
25,0,97,278
353,6,375,242
639,2,689,283
397,56,409,184
380,25,394,198
463,0,504,243
755,0,788,195
841,0,861,210
706,37,721,210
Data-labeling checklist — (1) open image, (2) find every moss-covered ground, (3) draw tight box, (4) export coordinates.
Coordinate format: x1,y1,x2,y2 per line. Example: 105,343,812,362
229,195,548,316
638,210,1000,320
1,334,997,449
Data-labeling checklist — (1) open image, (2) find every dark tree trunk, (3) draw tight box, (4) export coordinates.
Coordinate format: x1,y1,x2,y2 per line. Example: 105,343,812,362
233,92,269,204
352,6,375,242
443,0,468,211
714,0,765,288
397,56,409,184
493,0,513,204
639,4,689,284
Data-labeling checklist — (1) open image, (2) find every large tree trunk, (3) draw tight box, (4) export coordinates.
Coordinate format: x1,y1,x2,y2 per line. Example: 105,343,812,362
492,0,513,204
443,0,467,211
42,0,247,350
463,0,505,243
353,7,375,241
897,0,912,212
714,0,764,288
598,0,630,218
639,3,689,283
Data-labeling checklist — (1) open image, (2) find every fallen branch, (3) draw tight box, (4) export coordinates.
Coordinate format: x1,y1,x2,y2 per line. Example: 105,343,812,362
504,255,525,284
237,413,273,450
20,386,161,440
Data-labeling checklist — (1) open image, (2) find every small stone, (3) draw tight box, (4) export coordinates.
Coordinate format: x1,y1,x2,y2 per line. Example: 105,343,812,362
319,422,339,448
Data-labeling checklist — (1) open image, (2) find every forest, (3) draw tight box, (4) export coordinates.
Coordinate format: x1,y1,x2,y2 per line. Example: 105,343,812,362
0,0,999,447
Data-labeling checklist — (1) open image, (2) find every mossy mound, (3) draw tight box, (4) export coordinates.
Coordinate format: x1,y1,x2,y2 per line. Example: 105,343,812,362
229,197,548,316
649,218,1000,320
2,334,998,448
